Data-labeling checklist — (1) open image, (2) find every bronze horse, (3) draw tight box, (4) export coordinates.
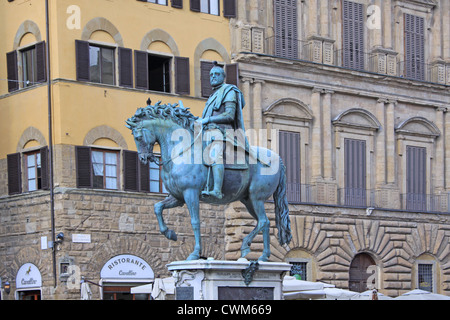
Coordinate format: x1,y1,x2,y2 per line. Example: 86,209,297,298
126,102,291,261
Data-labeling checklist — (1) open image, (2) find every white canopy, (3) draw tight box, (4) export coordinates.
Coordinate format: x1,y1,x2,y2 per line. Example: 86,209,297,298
394,289,450,300
322,287,359,300
282,276,326,300
350,289,394,300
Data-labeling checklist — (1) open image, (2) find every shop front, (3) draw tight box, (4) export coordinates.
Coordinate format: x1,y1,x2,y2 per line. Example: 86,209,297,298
15,263,42,300
100,254,154,300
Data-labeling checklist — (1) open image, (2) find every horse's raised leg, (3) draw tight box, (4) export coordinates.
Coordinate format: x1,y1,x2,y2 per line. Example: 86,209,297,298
240,198,271,261
154,195,184,241
183,189,201,261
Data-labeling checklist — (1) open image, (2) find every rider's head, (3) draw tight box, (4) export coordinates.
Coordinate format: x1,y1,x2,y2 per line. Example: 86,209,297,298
210,62,226,89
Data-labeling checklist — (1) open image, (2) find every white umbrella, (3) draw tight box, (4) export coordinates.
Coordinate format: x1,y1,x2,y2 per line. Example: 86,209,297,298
350,289,393,300
80,281,92,300
322,287,359,300
394,289,450,300
151,278,167,300
282,276,326,300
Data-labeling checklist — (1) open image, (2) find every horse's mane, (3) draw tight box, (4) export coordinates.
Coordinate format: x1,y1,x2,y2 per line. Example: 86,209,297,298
131,101,198,131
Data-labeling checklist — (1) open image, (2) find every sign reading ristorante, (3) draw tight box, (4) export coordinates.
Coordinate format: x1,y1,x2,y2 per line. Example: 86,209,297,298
100,255,154,280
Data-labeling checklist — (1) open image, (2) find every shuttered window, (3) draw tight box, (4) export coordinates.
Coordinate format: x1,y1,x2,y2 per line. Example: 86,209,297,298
279,131,301,203
344,139,366,206
342,0,365,70
7,153,22,195
225,63,239,86
406,146,426,211
25,147,49,192
223,0,237,18
76,40,135,87
274,0,298,59
175,56,190,95
6,41,46,92
123,150,150,192
191,0,219,15
201,61,215,98
118,47,133,88
6,50,19,92
404,14,425,81
171,0,183,9
200,62,239,97
76,147,118,190
137,0,168,5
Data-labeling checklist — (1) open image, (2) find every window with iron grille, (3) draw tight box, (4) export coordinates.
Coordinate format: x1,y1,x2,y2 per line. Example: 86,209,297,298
418,264,433,292
290,262,307,280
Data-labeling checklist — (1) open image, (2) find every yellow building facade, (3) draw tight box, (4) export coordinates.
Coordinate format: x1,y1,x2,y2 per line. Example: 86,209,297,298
0,0,236,300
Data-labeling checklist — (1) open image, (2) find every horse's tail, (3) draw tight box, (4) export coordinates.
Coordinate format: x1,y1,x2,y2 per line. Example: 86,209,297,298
273,157,292,246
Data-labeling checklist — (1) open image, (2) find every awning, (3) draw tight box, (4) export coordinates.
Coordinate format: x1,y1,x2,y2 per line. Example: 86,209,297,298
130,283,153,294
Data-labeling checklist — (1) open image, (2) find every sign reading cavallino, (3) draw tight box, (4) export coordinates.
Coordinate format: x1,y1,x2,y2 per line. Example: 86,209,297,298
100,255,154,280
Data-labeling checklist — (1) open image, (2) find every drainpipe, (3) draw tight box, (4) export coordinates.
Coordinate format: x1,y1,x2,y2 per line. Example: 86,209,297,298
45,0,57,288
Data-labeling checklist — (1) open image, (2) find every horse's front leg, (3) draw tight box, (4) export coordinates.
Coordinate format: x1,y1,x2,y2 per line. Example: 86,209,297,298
154,195,184,241
183,189,201,261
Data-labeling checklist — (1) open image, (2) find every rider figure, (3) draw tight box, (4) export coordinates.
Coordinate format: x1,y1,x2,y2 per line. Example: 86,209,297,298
197,62,247,199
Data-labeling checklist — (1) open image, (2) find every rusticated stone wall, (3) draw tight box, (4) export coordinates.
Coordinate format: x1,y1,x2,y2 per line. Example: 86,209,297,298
225,201,450,297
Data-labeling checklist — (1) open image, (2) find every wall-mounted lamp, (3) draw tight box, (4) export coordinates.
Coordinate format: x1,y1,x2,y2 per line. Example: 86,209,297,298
4,281,10,295
55,232,64,244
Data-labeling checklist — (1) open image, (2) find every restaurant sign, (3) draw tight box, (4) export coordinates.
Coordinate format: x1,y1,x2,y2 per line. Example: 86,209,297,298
16,263,42,289
100,255,154,280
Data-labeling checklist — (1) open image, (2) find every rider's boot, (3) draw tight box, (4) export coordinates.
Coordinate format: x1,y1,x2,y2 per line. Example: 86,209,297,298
206,164,224,199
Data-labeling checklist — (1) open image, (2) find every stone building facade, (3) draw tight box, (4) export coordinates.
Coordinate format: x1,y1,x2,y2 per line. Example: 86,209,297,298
224,0,450,297
1,0,450,300
0,0,235,300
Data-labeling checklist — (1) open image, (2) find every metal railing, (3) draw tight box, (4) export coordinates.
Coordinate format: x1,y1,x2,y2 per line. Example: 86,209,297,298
285,183,450,213
262,36,447,85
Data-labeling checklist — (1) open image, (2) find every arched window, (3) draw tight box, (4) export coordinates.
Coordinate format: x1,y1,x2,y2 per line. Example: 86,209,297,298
349,253,376,293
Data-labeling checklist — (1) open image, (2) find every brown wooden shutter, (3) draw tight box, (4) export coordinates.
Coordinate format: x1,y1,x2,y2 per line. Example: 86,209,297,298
279,131,301,203
76,40,90,81
344,139,366,206
118,47,133,88
7,152,21,195
404,14,425,81
140,161,150,192
190,0,200,12
35,41,47,83
342,0,364,70
6,50,19,92
40,146,50,190
225,63,239,86
274,0,298,59
174,56,190,95
406,146,426,210
223,0,236,18
135,50,149,90
124,150,139,191
171,0,183,9
201,61,214,98
76,146,92,188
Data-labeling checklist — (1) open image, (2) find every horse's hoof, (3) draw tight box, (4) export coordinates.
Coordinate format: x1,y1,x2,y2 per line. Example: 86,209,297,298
258,255,269,262
241,247,251,258
186,251,200,261
163,229,178,241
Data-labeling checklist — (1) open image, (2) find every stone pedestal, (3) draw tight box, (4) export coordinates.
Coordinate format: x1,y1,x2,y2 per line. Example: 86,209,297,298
167,258,291,300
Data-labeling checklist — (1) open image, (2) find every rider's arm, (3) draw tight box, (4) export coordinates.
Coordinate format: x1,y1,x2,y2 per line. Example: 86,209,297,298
204,90,237,125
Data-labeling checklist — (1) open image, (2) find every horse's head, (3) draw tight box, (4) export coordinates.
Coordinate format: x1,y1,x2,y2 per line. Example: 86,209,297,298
126,117,157,165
